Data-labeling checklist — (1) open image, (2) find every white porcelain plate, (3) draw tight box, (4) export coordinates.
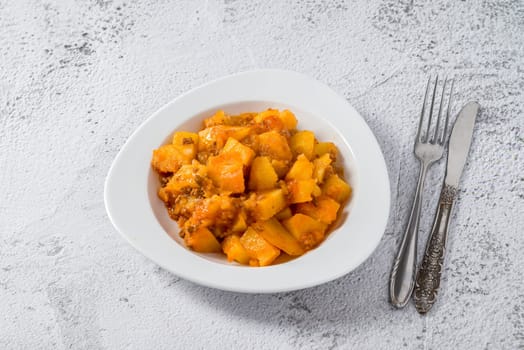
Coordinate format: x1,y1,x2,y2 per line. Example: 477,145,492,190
104,69,390,293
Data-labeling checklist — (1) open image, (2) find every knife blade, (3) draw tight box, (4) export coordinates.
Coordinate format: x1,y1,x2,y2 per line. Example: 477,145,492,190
413,101,480,314
444,101,480,188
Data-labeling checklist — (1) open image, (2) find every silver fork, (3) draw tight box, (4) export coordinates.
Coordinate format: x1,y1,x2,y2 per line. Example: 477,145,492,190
389,76,454,308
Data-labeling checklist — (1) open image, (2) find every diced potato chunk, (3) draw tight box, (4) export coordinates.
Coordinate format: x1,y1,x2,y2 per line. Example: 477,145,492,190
271,159,290,178
172,132,199,162
151,144,187,173
222,235,250,264
290,131,315,159
207,152,245,193
312,184,322,197
185,227,221,253
254,109,297,131
322,174,352,203
279,109,298,130
254,189,287,221
287,179,317,204
203,110,227,127
231,209,247,233
296,196,341,224
253,218,304,256
198,125,252,152
254,109,285,131
313,153,332,184
258,131,293,161
184,195,231,230
240,227,280,266
314,142,338,160
275,207,292,220
248,156,278,191
253,109,277,123
286,154,314,181
221,137,255,167
159,162,207,198
172,132,199,146
282,214,327,250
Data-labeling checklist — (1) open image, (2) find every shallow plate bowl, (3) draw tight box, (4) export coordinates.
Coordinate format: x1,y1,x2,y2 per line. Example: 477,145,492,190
104,69,390,293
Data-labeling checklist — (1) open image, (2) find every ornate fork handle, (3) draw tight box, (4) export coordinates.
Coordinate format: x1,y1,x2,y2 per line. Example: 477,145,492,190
413,184,457,314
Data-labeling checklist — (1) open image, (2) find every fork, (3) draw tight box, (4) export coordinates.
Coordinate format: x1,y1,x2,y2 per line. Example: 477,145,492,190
389,76,454,308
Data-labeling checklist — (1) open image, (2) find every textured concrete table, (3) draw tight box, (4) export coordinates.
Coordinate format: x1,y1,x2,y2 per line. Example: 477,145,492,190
1,1,523,349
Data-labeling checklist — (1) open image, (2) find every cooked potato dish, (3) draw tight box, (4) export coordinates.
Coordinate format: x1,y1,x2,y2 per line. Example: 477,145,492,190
151,109,351,266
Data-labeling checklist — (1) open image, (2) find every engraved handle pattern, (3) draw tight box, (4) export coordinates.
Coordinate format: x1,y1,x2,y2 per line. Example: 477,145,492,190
414,184,457,314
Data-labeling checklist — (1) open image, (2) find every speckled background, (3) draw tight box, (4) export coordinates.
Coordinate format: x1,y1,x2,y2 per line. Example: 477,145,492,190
1,0,523,349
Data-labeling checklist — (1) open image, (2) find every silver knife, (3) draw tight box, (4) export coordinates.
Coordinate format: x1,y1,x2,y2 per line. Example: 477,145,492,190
413,101,480,314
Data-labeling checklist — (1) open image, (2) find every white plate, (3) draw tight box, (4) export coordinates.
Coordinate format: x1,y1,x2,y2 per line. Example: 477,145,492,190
104,69,390,293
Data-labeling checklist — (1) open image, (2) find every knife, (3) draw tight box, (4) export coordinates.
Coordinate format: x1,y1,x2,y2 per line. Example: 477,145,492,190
413,101,480,314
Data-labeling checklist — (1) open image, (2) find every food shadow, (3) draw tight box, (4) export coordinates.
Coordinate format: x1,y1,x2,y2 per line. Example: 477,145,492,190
172,241,393,331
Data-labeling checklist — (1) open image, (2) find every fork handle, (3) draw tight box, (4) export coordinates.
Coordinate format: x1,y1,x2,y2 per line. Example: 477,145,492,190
389,162,428,308
413,184,456,314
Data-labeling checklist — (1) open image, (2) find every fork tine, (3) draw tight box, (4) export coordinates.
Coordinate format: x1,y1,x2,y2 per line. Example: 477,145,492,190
417,76,432,142
431,77,448,143
440,78,455,144
425,75,438,142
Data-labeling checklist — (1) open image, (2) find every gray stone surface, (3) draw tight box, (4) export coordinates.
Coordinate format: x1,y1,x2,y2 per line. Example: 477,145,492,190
1,0,523,349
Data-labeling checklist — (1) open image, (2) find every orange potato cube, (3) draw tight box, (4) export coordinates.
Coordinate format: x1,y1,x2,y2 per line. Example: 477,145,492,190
290,130,315,159
254,188,287,221
222,235,250,264
295,196,341,224
203,110,227,127
314,142,338,160
151,144,187,173
258,131,293,161
221,137,255,167
282,214,327,250
198,125,252,152
172,132,199,145
248,156,279,191
207,153,245,193
254,109,297,131
159,163,203,197
254,109,285,131
312,184,322,197
253,218,304,256
278,109,298,130
271,159,290,178
286,154,314,181
287,179,317,203
274,207,292,220
185,227,221,253
240,227,280,266
231,209,248,233
184,195,223,229
172,132,199,162
313,153,332,184
322,174,352,203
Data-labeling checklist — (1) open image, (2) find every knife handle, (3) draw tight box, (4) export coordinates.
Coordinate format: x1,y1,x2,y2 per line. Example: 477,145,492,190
413,184,457,314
